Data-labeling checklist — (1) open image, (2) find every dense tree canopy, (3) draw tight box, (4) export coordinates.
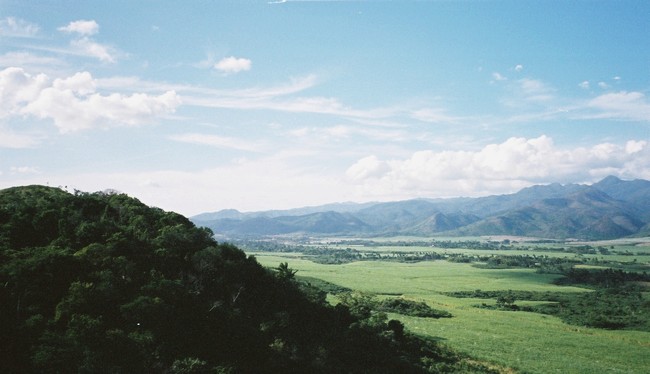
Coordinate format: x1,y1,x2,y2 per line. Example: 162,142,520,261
0,186,498,373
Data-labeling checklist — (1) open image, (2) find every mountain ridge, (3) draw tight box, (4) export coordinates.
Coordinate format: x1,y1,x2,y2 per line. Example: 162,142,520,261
192,176,650,240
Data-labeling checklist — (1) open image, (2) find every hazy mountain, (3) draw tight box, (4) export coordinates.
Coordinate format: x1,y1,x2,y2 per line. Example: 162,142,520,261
402,212,481,236
592,176,650,220
450,188,645,239
192,201,377,223
192,176,650,240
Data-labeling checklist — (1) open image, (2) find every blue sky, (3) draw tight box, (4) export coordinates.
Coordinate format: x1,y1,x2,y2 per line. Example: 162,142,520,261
1,0,649,215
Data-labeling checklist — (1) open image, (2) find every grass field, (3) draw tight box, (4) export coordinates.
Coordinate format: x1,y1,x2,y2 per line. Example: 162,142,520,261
251,252,650,373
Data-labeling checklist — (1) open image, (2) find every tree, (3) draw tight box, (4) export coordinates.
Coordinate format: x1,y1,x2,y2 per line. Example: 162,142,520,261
275,262,297,281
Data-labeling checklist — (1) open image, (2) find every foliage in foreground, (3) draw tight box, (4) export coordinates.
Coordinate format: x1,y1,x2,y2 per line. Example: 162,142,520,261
0,186,503,373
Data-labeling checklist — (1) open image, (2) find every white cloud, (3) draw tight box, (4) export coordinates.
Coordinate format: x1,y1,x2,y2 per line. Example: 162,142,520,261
346,155,390,181
214,56,252,74
579,80,590,89
0,67,49,117
58,20,99,36
0,17,39,38
514,64,523,72
0,126,41,148
598,81,609,89
515,78,555,103
411,108,458,123
625,140,646,154
492,72,507,81
346,136,650,199
70,37,116,63
56,20,116,62
10,166,39,174
170,133,262,152
53,71,96,94
587,91,650,122
101,74,400,121
519,78,553,98
1,67,181,132
0,52,66,74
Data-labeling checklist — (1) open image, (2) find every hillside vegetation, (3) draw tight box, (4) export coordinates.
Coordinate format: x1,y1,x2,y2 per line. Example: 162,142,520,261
0,186,501,373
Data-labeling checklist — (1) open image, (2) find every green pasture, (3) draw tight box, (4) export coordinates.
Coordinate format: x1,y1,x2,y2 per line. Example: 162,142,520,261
250,253,650,374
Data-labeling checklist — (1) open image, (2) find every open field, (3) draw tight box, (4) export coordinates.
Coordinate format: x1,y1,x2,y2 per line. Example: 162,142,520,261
250,252,650,373
296,236,650,265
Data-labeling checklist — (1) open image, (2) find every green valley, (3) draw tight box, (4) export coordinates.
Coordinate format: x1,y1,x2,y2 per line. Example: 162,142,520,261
247,237,650,373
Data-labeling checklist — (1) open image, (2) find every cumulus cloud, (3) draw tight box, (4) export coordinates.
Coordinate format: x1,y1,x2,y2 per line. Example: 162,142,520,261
214,56,252,74
625,140,646,154
58,20,99,36
514,64,524,72
579,80,590,89
0,17,39,38
0,67,180,132
346,136,650,198
346,155,390,181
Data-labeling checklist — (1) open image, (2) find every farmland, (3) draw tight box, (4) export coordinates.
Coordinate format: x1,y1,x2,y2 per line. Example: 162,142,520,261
245,237,650,373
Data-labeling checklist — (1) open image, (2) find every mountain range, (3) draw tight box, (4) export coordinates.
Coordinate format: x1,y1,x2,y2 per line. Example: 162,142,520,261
191,176,650,240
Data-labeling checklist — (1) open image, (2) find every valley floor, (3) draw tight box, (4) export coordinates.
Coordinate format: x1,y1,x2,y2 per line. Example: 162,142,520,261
246,238,650,374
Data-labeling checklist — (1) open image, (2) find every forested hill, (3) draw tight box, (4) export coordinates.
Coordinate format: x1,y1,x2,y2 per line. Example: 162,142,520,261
0,185,498,373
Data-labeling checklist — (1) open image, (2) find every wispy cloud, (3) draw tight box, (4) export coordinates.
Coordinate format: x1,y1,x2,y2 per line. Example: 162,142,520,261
10,166,40,174
58,20,99,36
97,74,318,99
586,91,650,122
518,78,555,102
70,38,116,63
410,107,461,124
57,19,117,63
0,52,67,73
0,126,41,148
492,72,507,81
170,133,263,152
0,17,39,38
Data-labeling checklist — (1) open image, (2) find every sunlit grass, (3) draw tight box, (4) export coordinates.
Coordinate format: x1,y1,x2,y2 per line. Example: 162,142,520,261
251,253,650,373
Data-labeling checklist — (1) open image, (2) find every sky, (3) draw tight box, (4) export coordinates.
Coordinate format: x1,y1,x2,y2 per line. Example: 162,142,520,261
1,0,649,216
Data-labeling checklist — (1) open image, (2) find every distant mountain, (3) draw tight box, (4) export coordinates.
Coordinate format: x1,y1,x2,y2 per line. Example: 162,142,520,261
451,188,645,240
402,212,481,236
592,176,650,221
192,201,377,223
192,176,650,240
